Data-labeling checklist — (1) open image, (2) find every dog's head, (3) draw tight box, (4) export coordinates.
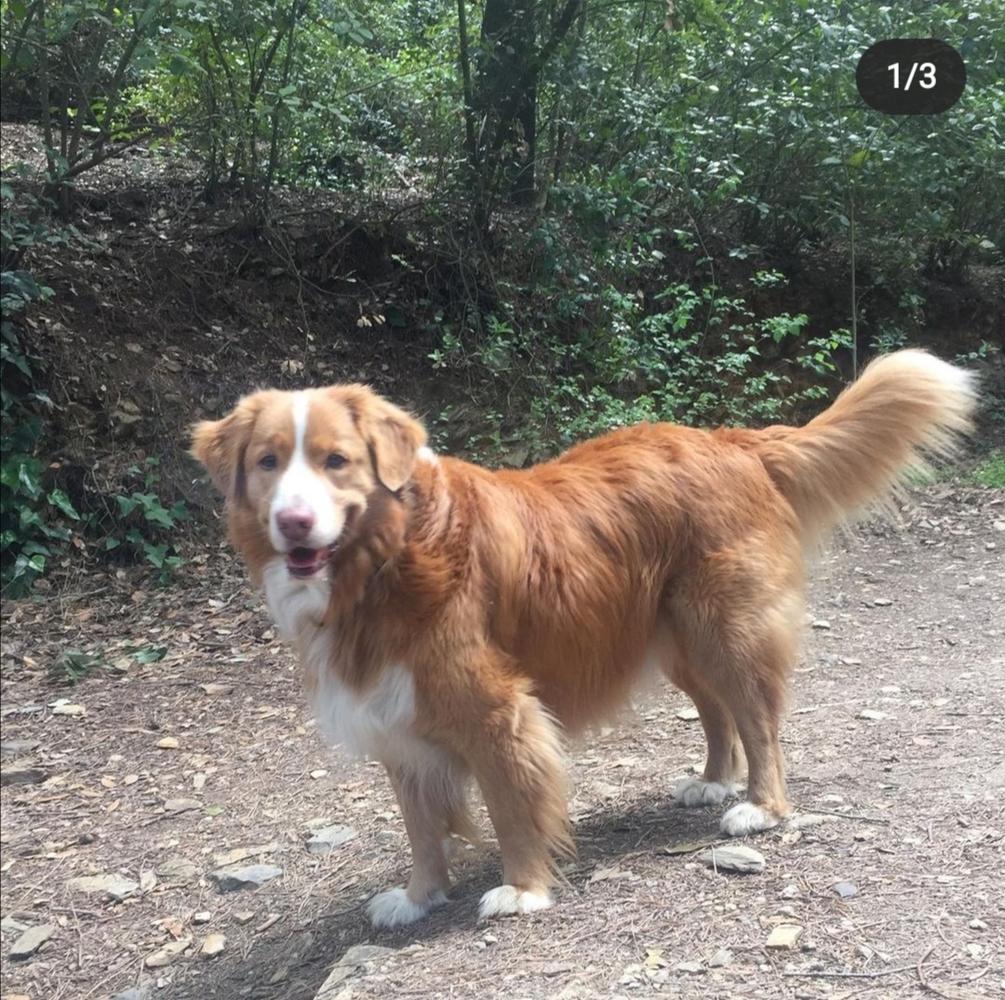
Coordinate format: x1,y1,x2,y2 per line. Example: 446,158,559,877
190,385,426,579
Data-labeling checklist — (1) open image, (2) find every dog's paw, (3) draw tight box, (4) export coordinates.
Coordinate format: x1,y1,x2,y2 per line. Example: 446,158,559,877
719,801,780,837
478,885,553,920
674,777,739,807
367,887,447,929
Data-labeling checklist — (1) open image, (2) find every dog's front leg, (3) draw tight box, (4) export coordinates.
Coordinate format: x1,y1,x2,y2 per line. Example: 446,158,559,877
466,691,574,920
367,760,463,928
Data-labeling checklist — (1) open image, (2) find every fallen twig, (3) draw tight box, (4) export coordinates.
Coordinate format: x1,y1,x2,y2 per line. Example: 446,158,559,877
783,963,916,979
916,944,963,999
805,806,891,825
917,944,936,986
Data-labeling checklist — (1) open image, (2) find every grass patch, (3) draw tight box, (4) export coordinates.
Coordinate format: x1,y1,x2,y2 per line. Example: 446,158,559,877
972,451,1005,488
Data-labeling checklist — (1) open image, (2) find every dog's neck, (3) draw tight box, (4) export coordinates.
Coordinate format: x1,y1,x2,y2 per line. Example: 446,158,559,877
322,489,410,616
323,455,456,621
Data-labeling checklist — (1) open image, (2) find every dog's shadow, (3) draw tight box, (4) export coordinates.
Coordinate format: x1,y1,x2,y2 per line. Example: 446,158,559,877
174,795,724,999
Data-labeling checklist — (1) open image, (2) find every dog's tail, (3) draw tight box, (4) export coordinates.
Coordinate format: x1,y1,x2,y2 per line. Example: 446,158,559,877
753,349,977,545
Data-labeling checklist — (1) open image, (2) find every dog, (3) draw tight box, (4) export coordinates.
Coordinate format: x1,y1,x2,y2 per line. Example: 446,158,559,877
190,349,975,927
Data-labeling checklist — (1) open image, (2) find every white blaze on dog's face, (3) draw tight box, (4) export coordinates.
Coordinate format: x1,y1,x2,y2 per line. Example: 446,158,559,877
191,385,426,580
253,390,369,577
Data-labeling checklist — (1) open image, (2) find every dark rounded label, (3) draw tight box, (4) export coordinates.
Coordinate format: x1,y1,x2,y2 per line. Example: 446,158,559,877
856,39,966,115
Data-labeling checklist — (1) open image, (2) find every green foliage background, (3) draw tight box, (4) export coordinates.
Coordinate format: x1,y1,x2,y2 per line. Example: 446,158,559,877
1,0,1003,592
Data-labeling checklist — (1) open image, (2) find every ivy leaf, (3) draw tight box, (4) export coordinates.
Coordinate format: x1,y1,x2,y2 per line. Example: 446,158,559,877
131,645,168,664
48,489,81,520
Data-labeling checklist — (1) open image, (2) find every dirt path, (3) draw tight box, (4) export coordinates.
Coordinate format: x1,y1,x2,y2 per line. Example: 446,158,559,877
1,483,1002,1000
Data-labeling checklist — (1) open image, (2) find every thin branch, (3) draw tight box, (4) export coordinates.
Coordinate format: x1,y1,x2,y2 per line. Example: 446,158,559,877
631,0,649,87
250,9,292,99
783,964,916,980
207,24,241,118
64,130,159,179
264,0,303,202
99,2,161,133
803,806,891,825
456,0,478,168
37,2,54,179
67,0,119,165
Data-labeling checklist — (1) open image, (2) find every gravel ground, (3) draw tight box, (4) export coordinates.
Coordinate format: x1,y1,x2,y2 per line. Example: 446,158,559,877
1,482,1002,1000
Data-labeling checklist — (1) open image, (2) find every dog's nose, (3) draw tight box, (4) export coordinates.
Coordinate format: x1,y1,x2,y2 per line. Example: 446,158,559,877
276,506,315,542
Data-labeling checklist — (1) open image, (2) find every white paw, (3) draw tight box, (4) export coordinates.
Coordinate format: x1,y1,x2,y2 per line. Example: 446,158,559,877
367,887,447,929
674,778,739,807
478,885,553,920
720,801,780,837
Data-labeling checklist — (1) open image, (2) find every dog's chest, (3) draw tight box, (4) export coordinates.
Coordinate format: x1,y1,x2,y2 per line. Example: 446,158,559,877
262,560,433,767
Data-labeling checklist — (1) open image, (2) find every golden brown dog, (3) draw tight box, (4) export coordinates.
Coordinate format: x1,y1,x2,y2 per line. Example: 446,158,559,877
191,349,975,927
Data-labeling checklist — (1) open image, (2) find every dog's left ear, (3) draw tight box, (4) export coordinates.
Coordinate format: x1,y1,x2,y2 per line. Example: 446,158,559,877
189,392,267,499
338,386,427,492
365,396,427,493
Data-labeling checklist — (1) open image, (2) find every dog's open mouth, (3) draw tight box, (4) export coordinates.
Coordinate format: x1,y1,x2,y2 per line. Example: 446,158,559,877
285,544,337,579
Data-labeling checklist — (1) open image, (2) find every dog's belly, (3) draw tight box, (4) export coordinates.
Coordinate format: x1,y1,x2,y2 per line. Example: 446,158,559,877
524,620,677,733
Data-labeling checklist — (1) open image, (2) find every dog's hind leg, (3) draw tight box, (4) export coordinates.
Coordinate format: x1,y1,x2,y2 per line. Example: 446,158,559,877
669,558,801,835
699,617,796,836
667,659,746,808
367,756,469,928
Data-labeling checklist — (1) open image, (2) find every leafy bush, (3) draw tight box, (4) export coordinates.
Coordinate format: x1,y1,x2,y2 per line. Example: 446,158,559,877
1,0,177,209
104,458,188,584
0,247,75,595
129,0,382,202
429,265,851,462
973,453,1005,489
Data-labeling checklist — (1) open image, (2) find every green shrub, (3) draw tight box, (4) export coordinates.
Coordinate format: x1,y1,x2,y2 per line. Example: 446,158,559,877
104,458,188,584
973,453,1005,489
0,257,75,595
429,268,852,463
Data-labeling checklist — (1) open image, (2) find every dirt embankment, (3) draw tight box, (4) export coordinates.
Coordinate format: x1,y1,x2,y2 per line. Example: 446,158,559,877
3,122,1001,546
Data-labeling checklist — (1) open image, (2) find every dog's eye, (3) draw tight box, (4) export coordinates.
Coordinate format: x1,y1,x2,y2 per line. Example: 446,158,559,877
259,454,278,471
325,453,348,470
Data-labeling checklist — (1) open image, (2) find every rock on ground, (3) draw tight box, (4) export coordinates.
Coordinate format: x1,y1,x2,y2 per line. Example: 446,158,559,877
66,874,139,901
698,845,766,874
10,924,55,959
306,825,358,855
210,864,284,892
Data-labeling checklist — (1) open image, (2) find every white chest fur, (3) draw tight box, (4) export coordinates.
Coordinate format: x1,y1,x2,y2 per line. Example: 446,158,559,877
261,559,435,768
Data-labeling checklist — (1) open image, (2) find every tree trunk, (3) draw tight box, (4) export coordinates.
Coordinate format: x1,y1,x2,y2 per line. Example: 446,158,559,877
470,0,583,222
475,0,538,206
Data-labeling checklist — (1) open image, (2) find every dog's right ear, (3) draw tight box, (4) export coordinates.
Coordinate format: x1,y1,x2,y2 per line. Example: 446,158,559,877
190,394,263,499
